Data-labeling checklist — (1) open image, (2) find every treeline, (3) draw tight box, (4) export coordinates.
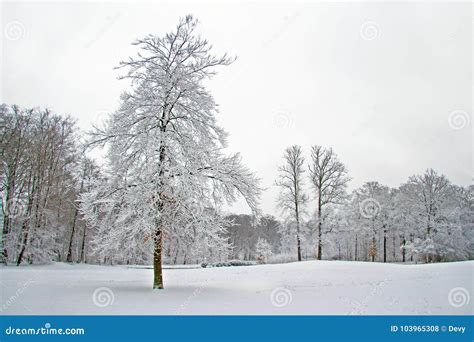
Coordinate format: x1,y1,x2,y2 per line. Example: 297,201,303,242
274,145,473,263
1,105,472,265
1,105,99,265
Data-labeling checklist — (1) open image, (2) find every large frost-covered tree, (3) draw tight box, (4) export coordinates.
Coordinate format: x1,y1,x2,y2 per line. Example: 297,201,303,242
399,169,466,262
81,15,260,289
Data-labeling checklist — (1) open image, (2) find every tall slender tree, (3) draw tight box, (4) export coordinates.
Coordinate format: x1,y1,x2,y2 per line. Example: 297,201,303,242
308,145,349,260
275,145,308,261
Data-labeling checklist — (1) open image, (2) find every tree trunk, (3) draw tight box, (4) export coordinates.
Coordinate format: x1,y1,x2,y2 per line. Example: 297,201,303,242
3,128,24,264
296,231,302,261
383,230,387,263
68,174,85,263
183,250,188,265
173,242,180,264
316,195,322,260
401,238,406,263
392,235,396,261
80,225,87,263
354,234,358,261
152,120,167,288
317,221,322,260
295,204,302,262
17,229,29,266
16,186,35,266
369,236,376,262
425,213,433,263
153,228,163,289
66,207,79,263
2,183,14,263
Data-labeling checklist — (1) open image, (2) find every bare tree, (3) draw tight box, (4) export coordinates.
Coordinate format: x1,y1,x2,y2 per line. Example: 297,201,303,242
308,145,349,260
275,145,308,261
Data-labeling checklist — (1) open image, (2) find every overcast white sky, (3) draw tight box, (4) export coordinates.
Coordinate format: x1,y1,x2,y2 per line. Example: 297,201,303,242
2,1,472,216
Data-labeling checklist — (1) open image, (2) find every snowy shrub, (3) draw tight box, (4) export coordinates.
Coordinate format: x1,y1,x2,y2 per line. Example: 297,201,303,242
267,253,298,264
255,238,273,263
203,260,257,268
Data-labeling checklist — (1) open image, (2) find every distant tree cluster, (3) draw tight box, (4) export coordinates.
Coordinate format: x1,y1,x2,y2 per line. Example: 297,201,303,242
224,214,280,261
275,145,473,263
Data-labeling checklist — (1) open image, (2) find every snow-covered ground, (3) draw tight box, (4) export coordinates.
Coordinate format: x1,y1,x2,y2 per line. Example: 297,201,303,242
0,260,472,315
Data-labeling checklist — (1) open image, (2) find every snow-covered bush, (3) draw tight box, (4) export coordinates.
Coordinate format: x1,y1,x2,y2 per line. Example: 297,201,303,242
255,238,273,263
267,253,298,264
202,260,257,268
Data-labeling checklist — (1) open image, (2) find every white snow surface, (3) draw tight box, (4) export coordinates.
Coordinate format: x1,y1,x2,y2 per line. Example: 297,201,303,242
0,260,472,315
